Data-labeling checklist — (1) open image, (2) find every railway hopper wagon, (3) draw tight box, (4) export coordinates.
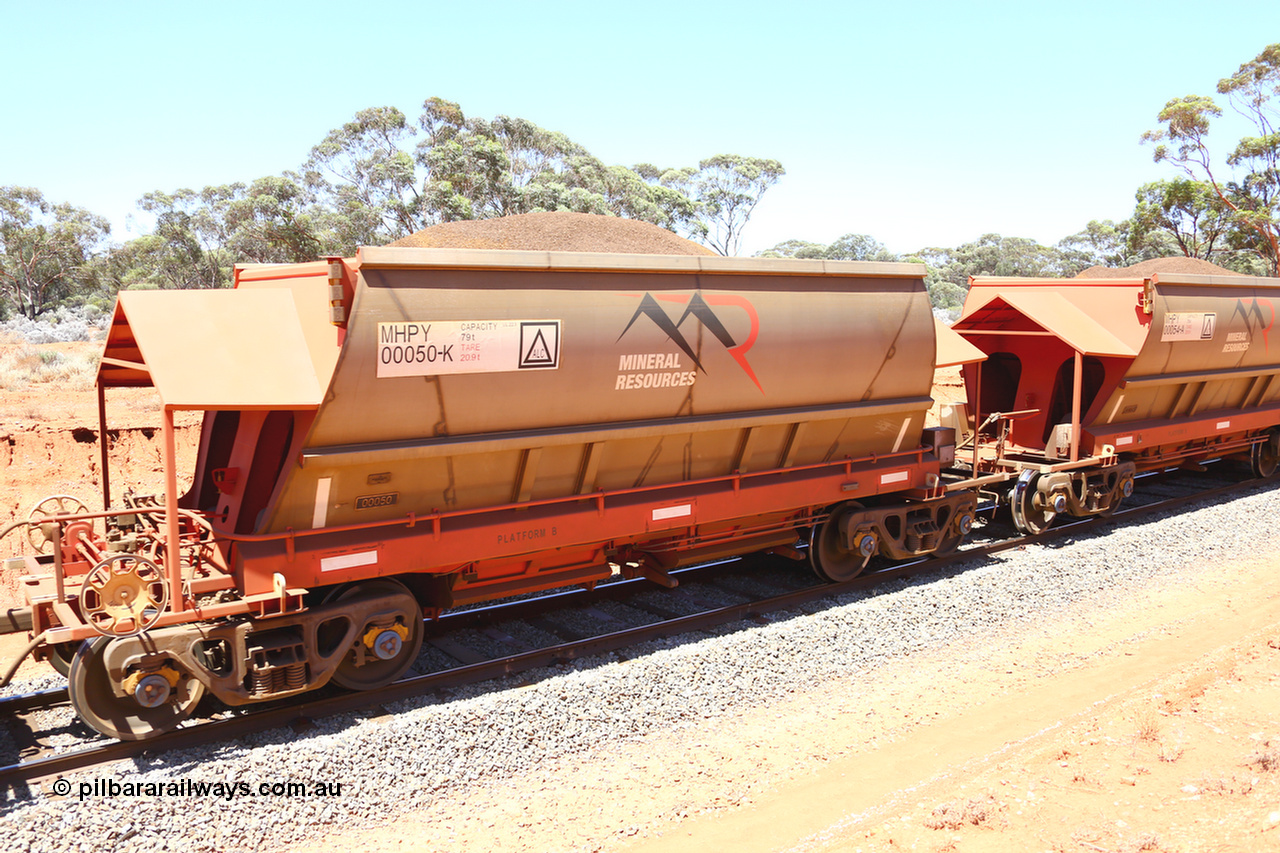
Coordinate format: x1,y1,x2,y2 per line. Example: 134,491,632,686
3,248,973,739
945,271,1280,532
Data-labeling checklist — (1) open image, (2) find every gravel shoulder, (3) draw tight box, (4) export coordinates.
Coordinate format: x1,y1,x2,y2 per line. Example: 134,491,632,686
630,549,1280,853
286,491,1280,853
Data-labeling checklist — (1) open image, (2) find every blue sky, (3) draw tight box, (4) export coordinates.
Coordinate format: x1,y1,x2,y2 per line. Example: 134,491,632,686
2,1,1275,256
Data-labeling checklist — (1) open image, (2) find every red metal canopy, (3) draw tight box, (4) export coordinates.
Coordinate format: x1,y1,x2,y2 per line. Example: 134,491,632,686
97,289,323,410
934,318,988,367
954,291,1137,357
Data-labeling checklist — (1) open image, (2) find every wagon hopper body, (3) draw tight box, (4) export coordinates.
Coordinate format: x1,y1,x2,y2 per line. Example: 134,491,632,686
233,248,965,605
947,272,1280,532
8,248,973,739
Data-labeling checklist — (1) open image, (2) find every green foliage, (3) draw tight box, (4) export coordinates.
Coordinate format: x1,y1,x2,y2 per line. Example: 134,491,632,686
304,106,425,247
757,231,1087,313
297,98,761,254
756,238,829,259
413,101,711,236
225,175,322,263
1054,218,1183,271
19,53,1280,330
1142,43,1280,275
922,277,968,316
0,186,111,319
918,233,1086,288
630,164,703,238
757,233,896,262
416,100,523,220
1057,219,1133,268
908,234,1093,314
124,175,322,292
825,233,896,262
691,155,785,256
31,97,788,305
1129,180,1233,262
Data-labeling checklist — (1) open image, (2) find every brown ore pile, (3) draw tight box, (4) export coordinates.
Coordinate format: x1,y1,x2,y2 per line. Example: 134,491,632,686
388,211,715,256
1075,256,1244,278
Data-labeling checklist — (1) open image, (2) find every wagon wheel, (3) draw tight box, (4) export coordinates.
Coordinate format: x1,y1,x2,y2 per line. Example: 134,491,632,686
1009,471,1056,535
68,637,204,741
809,503,875,583
933,507,975,557
26,494,90,555
322,579,424,691
1251,432,1279,479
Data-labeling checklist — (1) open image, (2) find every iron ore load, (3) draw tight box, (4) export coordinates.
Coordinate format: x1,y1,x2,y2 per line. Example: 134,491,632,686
2,247,973,739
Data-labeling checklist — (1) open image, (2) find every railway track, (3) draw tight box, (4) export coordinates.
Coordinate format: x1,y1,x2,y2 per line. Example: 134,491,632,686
0,465,1264,790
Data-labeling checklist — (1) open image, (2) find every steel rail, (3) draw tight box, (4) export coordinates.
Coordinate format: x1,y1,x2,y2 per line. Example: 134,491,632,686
0,687,69,716
0,472,1268,789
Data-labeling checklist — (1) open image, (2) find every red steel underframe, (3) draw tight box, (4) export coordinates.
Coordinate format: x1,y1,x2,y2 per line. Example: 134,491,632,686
31,447,944,644
951,403,1280,490
1086,400,1280,467
232,448,943,595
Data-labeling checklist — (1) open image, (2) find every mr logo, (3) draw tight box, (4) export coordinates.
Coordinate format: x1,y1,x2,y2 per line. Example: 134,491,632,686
1230,297,1275,352
618,292,763,392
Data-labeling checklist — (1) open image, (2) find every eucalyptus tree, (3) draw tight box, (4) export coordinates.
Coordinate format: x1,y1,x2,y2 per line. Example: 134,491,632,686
755,238,829,259
303,99,784,255
1142,43,1280,275
631,163,704,239
134,175,321,290
1128,180,1234,263
137,186,237,288
414,99,701,230
0,186,110,318
690,155,785,256
304,106,425,246
757,234,895,262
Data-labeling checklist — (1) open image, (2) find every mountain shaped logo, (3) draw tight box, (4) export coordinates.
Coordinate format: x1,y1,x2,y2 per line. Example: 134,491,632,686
618,292,762,392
